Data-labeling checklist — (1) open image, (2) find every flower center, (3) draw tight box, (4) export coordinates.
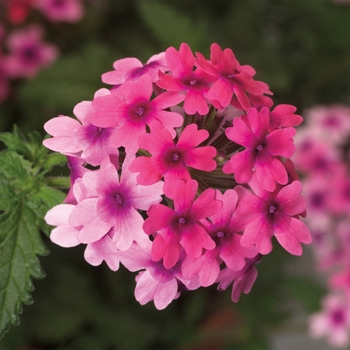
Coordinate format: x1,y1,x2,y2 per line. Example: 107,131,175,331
269,205,277,214
115,194,123,205
22,47,37,61
171,152,181,162
178,217,187,225
136,106,145,116
189,79,198,86
216,231,225,238
332,309,345,325
256,144,264,152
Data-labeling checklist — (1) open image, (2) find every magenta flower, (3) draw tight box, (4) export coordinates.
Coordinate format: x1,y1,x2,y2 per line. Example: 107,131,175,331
223,107,296,192
129,123,217,196
143,180,222,269
35,0,84,22
89,74,184,153
102,52,168,86
4,25,58,79
235,180,311,255
181,189,258,287
216,254,261,302
195,43,272,109
156,43,216,115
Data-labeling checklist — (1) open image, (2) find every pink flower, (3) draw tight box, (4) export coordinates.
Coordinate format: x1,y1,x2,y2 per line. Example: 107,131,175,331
43,88,119,166
4,25,58,79
143,180,222,269
223,107,296,192
235,180,311,255
309,293,350,347
64,156,88,204
195,43,272,109
119,242,199,310
89,74,184,153
156,43,216,115
129,123,217,196
216,254,261,302
268,104,303,131
181,189,258,287
35,0,84,22
102,53,168,86
70,155,164,250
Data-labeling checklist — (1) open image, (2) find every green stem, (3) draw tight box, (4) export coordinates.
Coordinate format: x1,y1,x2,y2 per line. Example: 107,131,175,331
43,176,70,188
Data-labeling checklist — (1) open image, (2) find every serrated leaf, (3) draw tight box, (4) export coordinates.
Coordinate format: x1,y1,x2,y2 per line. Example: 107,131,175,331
0,200,48,337
136,1,209,51
0,152,32,185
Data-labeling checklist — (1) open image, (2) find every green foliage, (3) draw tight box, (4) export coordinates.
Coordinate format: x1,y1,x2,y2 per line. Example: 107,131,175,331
0,127,66,338
136,1,210,52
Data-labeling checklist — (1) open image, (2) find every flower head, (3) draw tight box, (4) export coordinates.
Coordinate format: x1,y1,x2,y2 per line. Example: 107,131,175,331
44,42,309,309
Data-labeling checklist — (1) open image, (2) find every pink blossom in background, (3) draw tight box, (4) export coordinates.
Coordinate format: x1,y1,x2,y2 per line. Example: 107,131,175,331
309,293,350,347
6,0,34,24
44,42,310,309
35,0,84,22
293,104,350,347
4,25,58,79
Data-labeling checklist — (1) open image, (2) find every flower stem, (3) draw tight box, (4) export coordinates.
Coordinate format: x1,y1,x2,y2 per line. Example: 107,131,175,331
43,176,70,188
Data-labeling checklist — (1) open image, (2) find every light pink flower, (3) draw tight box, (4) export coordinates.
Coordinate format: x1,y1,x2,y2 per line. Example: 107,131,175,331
102,52,168,86
43,88,119,166
71,155,164,251
119,242,199,310
35,0,84,22
4,25,58,79
309,293,350,347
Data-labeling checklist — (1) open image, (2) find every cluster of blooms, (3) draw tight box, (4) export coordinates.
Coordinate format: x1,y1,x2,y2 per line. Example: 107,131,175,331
292,105,350,347
43,42,311,310
0,0,85,101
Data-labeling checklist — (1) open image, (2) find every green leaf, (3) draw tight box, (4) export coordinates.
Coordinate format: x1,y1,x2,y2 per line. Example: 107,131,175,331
136,1,210,52
0,128,67,338
0,198,48,337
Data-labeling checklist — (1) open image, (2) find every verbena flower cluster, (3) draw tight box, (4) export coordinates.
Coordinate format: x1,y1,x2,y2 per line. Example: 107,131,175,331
0,0,85,101
43,43,311,310
292,105,350,347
